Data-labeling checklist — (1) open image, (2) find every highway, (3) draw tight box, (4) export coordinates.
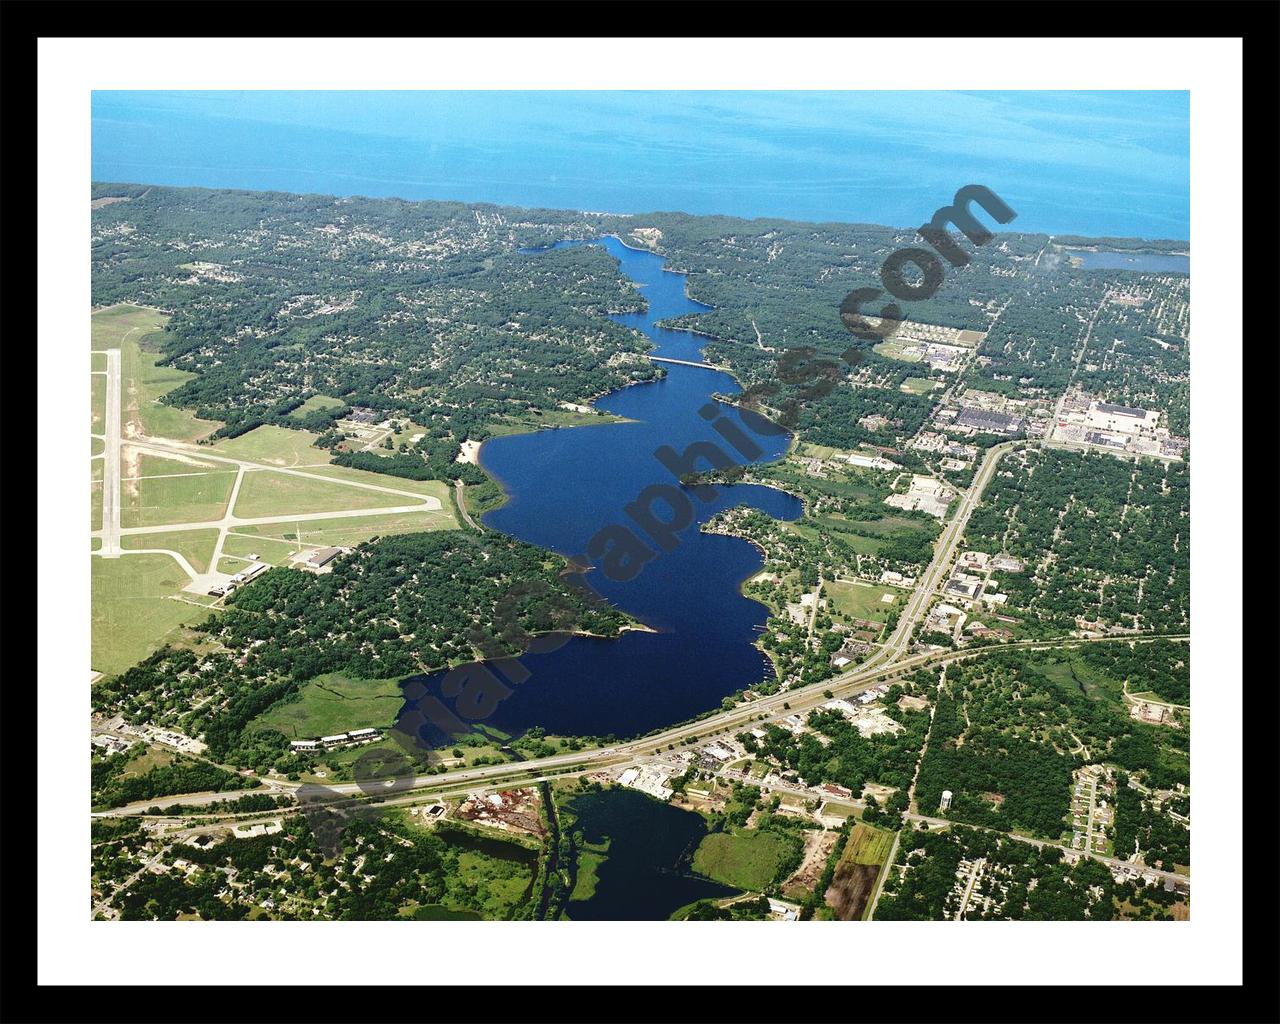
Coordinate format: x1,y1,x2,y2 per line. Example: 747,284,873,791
93,421,1190,898
98,632,1187,817
92,418,1184,816
286,448,1057,802
858,440,1020,672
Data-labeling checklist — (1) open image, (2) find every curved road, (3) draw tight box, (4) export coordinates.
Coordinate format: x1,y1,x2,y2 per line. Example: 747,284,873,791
99,632,1187,817
97,428,1190,899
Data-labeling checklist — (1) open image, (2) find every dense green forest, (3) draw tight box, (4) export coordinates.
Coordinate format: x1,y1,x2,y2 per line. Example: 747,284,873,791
91,744,253,809
964,448,1189,634
92,185,658,444
914,646,1189,840
93,184,1189,459
91,533,630,767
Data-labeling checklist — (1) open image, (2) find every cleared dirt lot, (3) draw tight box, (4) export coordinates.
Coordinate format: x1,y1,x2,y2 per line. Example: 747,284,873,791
825,823,894,921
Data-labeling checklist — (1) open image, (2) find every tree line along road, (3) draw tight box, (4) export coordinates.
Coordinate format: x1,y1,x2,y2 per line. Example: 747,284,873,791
99,632,1187,818
94,431,1188,884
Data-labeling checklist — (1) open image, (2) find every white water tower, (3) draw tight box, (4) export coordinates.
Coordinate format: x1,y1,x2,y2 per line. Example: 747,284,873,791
940,790,953,812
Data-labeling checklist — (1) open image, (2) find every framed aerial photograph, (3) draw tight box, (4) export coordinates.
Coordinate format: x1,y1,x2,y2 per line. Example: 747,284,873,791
16,9,1275,1019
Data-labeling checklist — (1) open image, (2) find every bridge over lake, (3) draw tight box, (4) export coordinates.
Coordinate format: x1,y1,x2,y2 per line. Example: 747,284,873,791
647,355,728,371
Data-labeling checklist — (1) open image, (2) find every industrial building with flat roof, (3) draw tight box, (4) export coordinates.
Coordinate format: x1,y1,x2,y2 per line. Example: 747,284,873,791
955,408,1024,435
306,546,344,569
1095,402,1148,418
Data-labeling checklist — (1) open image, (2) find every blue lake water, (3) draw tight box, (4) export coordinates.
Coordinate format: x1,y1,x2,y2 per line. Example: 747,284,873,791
1068,250,1189,274
561,788,736,920
92,91,1190,238
401,236,801,740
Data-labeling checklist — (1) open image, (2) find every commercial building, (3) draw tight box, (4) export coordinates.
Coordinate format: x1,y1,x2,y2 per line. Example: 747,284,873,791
885,474,955,519
955,408,1024,435
845,452,899,471
229,561,269,586
295,546,349,573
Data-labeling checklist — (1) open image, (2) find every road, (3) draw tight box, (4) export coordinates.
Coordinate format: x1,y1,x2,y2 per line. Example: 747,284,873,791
647,355,727,371
806,575,823,638
90,412,1191,902
101,632,1186,817
859,440,1020,672
904,812,1190,886
1050,292,1110,424
1084,772,1099,851
98,348,122,556
865,829,900,920
954,858,986,920
454,478,481,531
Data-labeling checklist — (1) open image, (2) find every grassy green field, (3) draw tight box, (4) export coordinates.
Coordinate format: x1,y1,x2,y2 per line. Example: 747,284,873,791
288,395,347,420
796,441,841,460
233,469,425,518
231,508,454,547
132,452,231,477
92,303,164,352
115,744,177,779
843,822,895,866
1037,654,1123,703
251,672,406,738
786,520,884,556
213,424,330,467
220,532,311,566
900,376,938,395
873,338,924,363
92,351,107,373
449,846,536,919
91,436,105,457
122,460,236,528
91,461,104,531
826,579,907,623
120,529,220,575
692,828,798,890
841,513,922,536
302,464,453,503
91,373,106,433
570,849,606,902
126,349,221,441
91,555,216,676
93,305,221,442
828,822,896,921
